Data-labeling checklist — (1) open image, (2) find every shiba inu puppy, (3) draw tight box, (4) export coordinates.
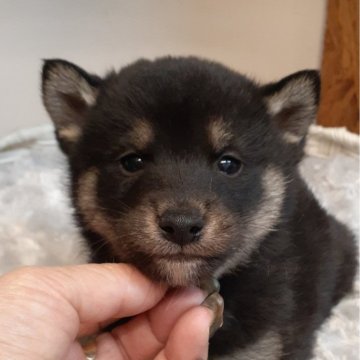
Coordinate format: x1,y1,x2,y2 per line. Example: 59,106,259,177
42,57,356,359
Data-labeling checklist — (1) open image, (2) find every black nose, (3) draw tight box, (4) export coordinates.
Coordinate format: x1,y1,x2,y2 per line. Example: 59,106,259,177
159,209,204,246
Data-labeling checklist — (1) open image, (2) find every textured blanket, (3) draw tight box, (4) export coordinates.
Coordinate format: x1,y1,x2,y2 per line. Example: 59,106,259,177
0,125,358,359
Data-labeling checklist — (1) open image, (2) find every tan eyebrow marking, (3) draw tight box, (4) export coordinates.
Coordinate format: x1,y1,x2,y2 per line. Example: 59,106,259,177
128,118,154,149
207,117,233,152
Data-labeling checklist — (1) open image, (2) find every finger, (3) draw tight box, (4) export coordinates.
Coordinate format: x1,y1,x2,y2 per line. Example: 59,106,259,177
95,332,126,360
63,342,86,360
155,305,213,360
1,264,167,339
58,263,167,323
103,287,206,359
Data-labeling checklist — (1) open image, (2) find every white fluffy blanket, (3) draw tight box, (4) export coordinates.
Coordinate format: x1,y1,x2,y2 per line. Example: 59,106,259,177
0,125,358,359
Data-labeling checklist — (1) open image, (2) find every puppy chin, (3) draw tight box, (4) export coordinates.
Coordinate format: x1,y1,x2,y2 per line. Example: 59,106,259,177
153,258,207,287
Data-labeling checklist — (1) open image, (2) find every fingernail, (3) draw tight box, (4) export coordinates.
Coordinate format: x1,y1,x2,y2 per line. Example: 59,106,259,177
201,292,224,337
200,277,220,295
79,335,97,359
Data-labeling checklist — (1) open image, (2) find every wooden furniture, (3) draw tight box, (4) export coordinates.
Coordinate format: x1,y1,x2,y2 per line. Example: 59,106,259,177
317,0,359,133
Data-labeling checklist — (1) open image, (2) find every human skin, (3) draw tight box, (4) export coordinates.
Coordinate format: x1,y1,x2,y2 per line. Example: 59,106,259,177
0,263,218,360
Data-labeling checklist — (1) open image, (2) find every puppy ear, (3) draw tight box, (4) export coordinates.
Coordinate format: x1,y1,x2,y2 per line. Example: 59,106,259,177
42,59,102,153
261,70,320,143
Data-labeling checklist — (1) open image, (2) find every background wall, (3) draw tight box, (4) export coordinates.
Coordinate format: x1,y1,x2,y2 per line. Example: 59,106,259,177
0,0,326,136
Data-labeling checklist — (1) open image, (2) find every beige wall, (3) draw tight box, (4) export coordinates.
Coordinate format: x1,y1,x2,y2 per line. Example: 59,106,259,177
0,0,326,136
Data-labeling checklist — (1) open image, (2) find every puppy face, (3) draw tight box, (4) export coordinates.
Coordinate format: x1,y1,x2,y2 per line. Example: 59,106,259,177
42,57,319,286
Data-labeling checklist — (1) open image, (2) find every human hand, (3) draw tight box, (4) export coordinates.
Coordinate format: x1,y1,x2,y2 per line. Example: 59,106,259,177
0,264,223,360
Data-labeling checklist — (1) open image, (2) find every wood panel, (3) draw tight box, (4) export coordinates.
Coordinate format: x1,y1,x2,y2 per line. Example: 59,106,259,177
317,0,359,133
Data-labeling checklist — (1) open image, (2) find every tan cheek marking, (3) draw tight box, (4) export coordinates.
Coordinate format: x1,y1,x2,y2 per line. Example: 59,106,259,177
76,169,117,246
208,117,233,152
246,166,285,239
128,118,154,149
215,166,286,277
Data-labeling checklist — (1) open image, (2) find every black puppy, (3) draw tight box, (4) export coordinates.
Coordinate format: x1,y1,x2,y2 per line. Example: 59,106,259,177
42,57,356,359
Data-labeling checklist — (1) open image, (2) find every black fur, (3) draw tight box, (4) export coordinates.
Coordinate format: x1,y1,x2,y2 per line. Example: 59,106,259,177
42,56,357,359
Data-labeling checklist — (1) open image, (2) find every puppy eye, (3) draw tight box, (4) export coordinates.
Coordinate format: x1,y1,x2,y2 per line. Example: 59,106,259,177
217,155,242,176
120,153,144,173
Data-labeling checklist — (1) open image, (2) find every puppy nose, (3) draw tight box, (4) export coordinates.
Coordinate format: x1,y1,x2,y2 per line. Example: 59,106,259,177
159,209,204,246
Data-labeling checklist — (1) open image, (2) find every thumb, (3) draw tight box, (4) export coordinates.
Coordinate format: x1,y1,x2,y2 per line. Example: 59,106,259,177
0,263,167,358
1,263,167,326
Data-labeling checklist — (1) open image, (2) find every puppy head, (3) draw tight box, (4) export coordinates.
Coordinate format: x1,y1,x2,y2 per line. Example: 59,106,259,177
42,57,319,286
